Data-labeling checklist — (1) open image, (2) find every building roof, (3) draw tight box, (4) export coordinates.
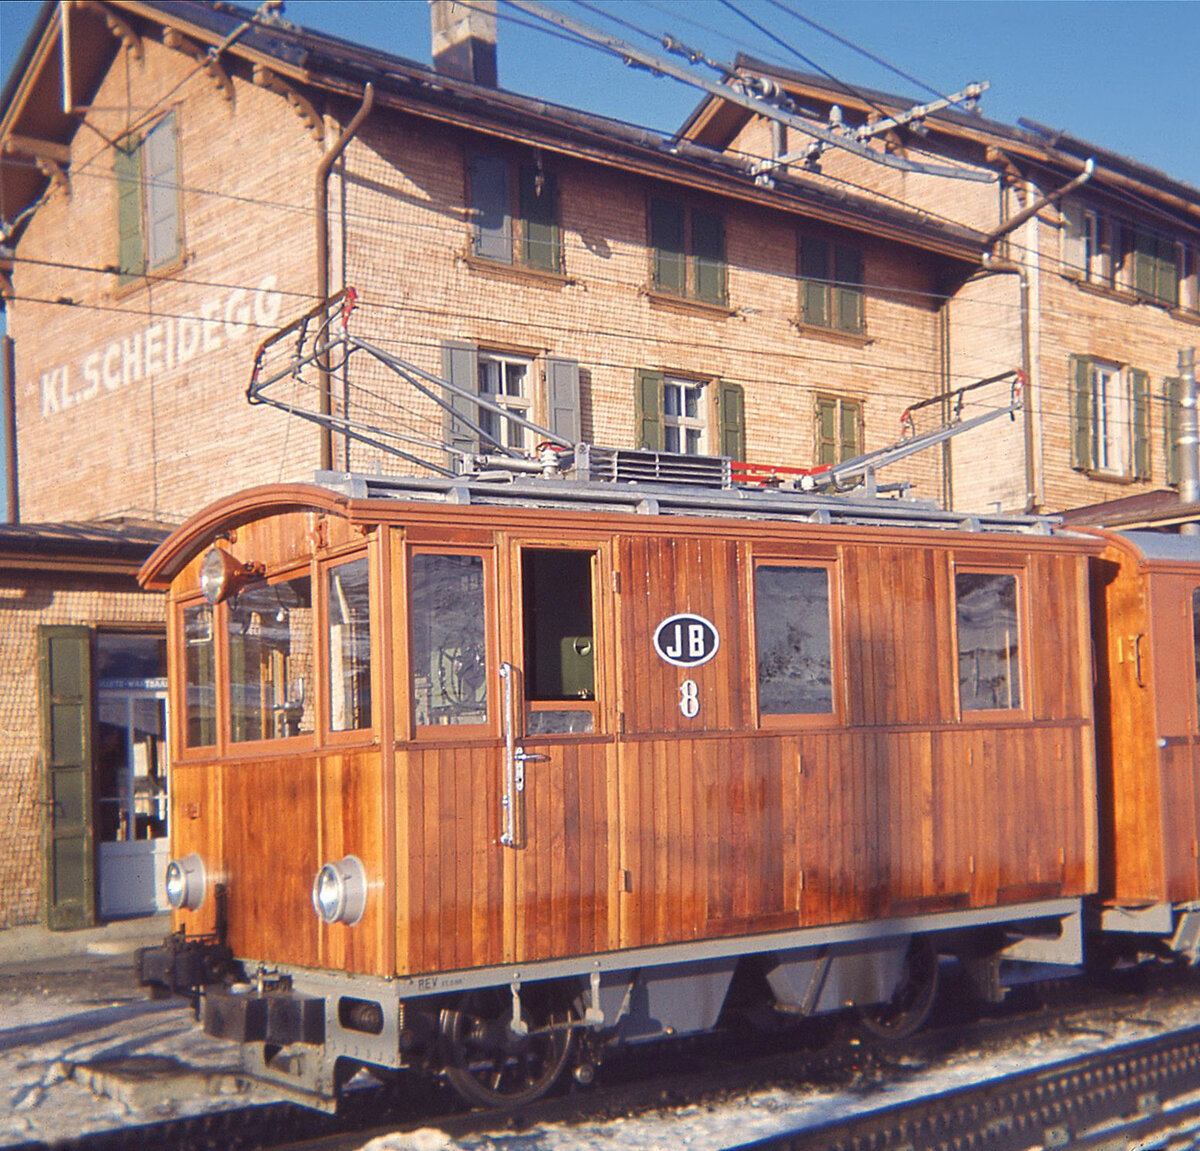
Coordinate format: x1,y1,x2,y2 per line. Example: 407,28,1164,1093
0,517,171,576
0,1,986,261
680,55,1200,235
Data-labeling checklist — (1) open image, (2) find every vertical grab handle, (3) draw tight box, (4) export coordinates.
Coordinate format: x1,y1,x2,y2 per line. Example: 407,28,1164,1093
500,662,520,848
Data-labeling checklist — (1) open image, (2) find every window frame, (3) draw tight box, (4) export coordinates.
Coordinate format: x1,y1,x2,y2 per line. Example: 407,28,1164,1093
175,595,218,757
408,545,497,740
749,553,842,730
951,563,1028,721
223,564,317,752
662,375,709,456
478,350,534,453
115,110,184,287
321,550,376,744
814,394,864,466
798,235,865,335
516,543,604,739
466,150,563,275
647,195,727,306
1070,356,1151,481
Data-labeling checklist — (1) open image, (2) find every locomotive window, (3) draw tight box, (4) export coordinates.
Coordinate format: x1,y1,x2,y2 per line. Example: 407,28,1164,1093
228,575,314,742
754,564,833,716
521,548,596,734
955,572,1022,711
1193,588,1200,721
411,553,489,727
327,559,372,732
182,603,216,747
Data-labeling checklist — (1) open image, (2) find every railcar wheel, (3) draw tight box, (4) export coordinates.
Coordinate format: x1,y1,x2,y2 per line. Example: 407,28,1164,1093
440,988,575,1109
856,936,939,1040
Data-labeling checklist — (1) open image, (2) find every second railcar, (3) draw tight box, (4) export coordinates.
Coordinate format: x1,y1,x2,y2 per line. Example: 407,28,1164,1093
138,473,1102,1107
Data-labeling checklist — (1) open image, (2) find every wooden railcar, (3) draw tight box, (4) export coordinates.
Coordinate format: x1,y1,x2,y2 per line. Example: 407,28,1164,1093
1089,531,1200,937
138,473,1104,1107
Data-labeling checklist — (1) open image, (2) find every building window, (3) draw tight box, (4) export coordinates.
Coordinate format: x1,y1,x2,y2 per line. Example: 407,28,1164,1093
815,395,863,465
467,153,561,273
115,111,182,283
955,571,1022,712
800,237,863,334
649,197,726,305
754,563,834,718
663,376,707,455
1070,356,1150,479
478,352,532,452
634,370,745,459
1130,225,1180,307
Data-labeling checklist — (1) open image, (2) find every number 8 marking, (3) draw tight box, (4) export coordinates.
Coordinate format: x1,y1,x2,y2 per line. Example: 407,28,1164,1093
679,679,700,719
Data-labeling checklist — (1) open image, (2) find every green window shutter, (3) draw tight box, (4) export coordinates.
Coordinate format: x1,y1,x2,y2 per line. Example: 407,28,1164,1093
1132,368,1151,480
38,625,95,931
800,237,830,327
468,154,512,263
833,246,864,333
143,112,180,269
1060,201,1087,277
545,356,581,446
691,207,726,305
442,340,481,467
815,396,837,465
650,198,685,295
519,165,560,273
840,398,862,459
634,368,664,450
115,140,144,283
1069,355,1093,470
1165,377,1183,485
1159,238,1180,308
716,380,745,460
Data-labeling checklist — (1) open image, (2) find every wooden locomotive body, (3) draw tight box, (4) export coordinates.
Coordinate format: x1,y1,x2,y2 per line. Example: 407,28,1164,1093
139,473,1105,1106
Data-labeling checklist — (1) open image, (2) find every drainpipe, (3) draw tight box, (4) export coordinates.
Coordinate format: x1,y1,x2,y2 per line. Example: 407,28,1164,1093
978,255,1036,511
984,159,1094,248
972,161,1093,514
315,83,374,472
2,335,16,522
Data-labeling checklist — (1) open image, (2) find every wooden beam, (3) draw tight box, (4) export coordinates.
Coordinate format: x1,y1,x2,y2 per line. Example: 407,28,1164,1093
253,65,325,143
2,134,72,164
162,27,234,103
77,0,142,60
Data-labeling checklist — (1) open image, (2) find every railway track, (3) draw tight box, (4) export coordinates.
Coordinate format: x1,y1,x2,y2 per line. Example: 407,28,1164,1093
17,967,1200,1151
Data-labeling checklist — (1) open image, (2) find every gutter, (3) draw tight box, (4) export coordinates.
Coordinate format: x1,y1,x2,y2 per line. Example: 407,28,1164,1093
315,82,374,472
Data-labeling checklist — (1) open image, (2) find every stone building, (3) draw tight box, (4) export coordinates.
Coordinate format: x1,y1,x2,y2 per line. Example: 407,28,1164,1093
681,61,1200,515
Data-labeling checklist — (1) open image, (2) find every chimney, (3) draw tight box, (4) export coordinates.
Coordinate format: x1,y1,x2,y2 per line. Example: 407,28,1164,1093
430,1,498,87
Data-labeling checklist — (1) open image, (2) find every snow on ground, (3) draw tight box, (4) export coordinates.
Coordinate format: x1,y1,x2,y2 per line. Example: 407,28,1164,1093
4,959,1200,1151
357,994,1200,1151
0,966,269,1147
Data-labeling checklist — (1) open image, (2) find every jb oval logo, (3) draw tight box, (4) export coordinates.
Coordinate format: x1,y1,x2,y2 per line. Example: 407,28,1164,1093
653,614,720,668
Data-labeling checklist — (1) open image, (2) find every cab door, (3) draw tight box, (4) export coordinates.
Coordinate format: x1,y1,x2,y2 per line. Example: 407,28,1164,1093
499,541,618,962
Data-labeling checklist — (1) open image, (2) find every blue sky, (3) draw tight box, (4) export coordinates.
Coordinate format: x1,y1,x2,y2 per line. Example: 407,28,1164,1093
1,0,1199,519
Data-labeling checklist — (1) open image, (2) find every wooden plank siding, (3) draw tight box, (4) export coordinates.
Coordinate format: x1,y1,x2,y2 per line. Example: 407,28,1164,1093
153,489,1101,983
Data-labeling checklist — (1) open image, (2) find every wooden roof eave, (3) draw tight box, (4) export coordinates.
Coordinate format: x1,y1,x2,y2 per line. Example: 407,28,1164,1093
138,482,355,590
107,4,983,263
682,85,1200,233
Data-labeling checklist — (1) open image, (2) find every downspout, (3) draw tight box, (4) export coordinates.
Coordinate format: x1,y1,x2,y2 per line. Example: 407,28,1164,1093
978,255,1035,511
315,82,374,472
978,160,1094,513
2,335,16,523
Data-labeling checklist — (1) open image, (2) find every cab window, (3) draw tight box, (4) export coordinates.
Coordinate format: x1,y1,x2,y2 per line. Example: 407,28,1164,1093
955,571,1022,712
